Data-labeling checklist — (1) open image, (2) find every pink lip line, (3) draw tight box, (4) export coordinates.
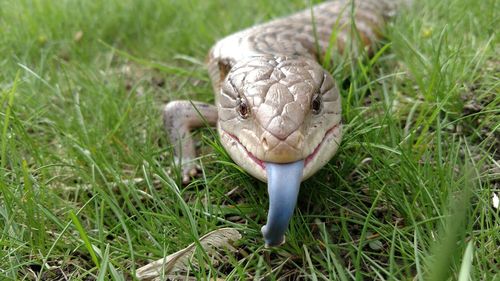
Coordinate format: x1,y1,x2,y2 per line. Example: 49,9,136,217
223,131,266,169
304,124,339,166
222,124,339,170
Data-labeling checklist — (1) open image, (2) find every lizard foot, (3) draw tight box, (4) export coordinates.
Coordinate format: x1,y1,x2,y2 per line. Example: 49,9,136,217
175,157,201,185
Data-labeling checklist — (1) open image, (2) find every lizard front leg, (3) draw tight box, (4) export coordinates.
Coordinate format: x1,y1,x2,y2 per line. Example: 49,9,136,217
163,101,218,184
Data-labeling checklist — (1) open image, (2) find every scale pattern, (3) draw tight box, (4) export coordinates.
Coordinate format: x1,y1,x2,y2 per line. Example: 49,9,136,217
203,0,409,181
208,0,403,86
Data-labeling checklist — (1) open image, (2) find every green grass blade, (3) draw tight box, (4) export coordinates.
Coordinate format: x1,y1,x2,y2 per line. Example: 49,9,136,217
458,241,474,281
69,210,101,269
1,71,19,169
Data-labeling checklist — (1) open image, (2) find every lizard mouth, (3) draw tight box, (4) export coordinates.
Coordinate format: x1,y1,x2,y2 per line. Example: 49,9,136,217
304,124,340,166
222,123,339,170
222,131,266,169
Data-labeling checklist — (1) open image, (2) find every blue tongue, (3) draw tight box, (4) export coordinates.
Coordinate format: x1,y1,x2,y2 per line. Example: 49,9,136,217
261,160,304,247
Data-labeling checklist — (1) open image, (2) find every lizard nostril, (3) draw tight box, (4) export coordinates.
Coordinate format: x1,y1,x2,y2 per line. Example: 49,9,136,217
262,137,269,150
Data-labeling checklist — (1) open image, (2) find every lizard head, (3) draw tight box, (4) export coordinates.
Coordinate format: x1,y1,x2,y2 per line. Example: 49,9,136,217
216,55,342,247
217,55,342,182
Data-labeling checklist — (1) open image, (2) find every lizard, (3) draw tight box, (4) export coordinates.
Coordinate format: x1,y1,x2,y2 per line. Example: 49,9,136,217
163,0,410,247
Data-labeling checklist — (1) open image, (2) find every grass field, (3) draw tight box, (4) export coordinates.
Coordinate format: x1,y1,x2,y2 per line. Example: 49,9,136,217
0,0,498,280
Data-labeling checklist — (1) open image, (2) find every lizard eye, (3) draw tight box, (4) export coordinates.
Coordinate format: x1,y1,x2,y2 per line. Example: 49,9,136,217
237,98,250,119
311,94,322,115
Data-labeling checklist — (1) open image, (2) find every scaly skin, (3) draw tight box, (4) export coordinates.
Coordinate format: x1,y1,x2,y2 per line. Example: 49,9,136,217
164,0,409,246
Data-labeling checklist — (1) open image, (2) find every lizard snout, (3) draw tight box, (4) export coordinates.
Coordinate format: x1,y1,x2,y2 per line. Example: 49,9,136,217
259,130,304,163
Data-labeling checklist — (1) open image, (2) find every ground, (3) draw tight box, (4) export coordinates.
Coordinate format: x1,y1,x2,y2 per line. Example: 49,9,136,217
0,0,498,280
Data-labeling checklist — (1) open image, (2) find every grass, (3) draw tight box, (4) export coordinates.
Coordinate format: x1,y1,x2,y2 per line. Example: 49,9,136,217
0,0,498,280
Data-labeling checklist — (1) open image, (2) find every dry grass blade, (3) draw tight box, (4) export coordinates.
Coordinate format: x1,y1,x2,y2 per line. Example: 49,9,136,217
492,192,499,210
136,228,242,280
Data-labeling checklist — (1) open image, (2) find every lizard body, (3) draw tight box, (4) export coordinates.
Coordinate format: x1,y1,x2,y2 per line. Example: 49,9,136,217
164,0,409,246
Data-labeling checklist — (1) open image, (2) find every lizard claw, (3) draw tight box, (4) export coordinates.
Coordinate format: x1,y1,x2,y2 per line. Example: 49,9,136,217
175,157,201,184
182,163,201,184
